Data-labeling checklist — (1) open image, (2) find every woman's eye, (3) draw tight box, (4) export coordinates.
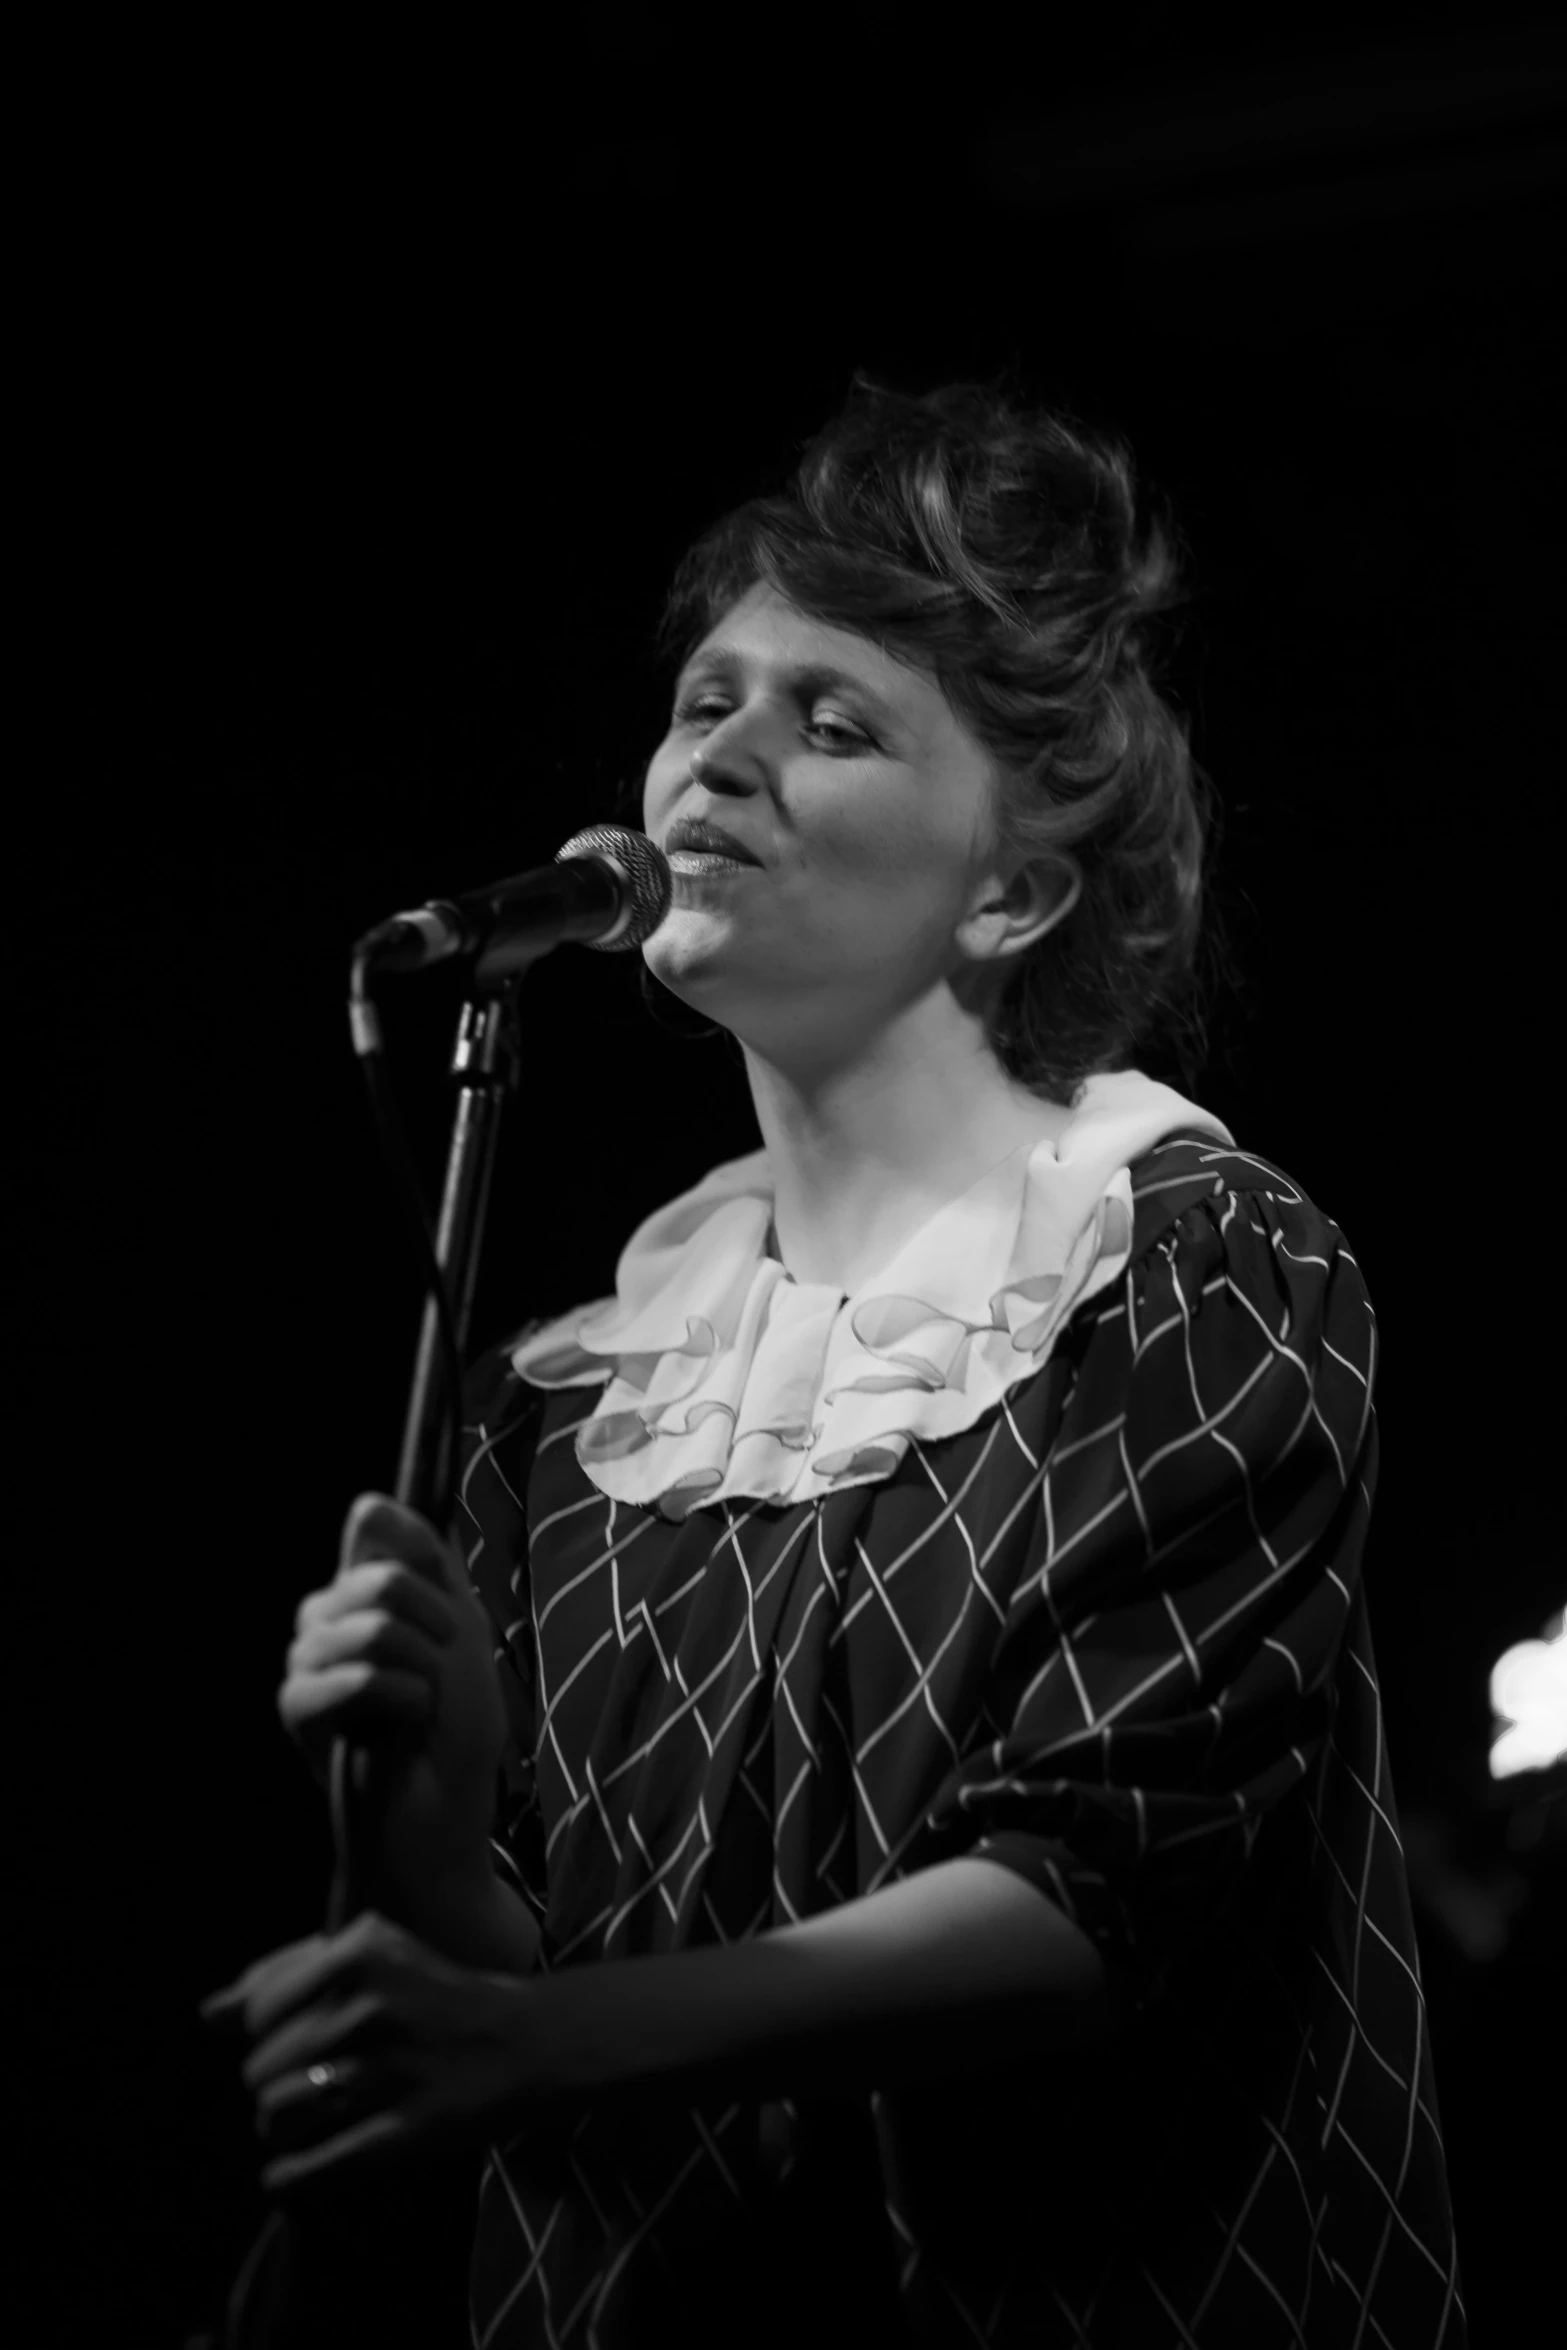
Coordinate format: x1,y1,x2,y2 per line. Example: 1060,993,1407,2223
672,697,869,750
810,716,869,749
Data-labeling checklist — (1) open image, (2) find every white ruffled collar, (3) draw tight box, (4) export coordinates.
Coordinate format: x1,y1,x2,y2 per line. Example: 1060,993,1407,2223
509,1069,1233,1521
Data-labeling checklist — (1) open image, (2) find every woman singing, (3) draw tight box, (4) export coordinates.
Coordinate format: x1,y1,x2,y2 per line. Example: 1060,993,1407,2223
208,375,1467,2345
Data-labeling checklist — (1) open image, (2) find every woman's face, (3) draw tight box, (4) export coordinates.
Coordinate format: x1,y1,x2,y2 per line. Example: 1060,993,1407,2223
641,584,1015,1064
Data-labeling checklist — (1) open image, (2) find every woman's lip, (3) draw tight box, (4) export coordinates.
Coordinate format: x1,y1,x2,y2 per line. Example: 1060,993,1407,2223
668,850,757,875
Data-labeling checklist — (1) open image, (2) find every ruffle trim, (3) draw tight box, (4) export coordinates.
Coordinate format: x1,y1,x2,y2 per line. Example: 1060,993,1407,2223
508,1073,1232,1520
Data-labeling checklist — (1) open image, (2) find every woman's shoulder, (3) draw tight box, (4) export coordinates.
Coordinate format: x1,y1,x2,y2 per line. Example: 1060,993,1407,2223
1127,1126,1321,1255
1120,1124,1372,1333
1108,1128,1376,1469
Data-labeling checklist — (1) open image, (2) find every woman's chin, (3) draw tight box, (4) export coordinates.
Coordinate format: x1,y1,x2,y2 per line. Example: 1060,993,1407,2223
642,941,733,1014
644,915,741,985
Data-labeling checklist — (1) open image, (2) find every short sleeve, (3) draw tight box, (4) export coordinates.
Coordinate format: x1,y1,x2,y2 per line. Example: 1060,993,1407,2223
458,1338,551,1925
922,1179,1376,2024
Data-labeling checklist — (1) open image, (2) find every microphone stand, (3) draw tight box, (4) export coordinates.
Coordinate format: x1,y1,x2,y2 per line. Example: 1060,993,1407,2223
332,960,525,1926
226,940,538,2350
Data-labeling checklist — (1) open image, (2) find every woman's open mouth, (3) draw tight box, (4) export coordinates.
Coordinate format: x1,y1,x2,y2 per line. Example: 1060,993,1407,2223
668,851,757,877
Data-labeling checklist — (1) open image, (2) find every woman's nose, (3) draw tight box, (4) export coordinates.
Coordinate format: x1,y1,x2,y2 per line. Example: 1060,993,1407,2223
688,713,769,791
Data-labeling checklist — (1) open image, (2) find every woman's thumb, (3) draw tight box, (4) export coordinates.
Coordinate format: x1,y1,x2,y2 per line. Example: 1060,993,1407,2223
339,1490,458,1585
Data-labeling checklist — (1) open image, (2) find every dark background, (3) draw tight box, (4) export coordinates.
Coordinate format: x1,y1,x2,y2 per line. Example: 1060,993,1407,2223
29,12,1564,2344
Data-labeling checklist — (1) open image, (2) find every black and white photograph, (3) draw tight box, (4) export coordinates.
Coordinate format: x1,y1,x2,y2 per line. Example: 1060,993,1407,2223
27,12,1564,2346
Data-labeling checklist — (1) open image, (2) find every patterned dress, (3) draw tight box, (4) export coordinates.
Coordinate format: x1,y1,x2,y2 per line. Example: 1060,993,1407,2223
458,1131,1467,2347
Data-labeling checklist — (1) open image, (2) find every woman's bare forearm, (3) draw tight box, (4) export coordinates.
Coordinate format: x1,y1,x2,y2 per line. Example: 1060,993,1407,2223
531,1854,1113,2113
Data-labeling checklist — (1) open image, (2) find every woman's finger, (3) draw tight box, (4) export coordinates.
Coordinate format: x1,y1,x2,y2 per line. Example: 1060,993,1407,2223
288,1607,445,1681
277,1661,434,1736
245,1991,387,2095
340,1492,453,1586
206,1923,372,2040
263,2103,418,2196
295,1562,456,1646
201,1922,327,1997
253,2051,373,2143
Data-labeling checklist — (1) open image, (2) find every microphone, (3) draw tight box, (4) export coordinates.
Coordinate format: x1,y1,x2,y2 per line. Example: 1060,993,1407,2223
355,824,672,976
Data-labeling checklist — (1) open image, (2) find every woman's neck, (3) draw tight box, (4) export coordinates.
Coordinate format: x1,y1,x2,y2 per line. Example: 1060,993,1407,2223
742,1015,1074,1295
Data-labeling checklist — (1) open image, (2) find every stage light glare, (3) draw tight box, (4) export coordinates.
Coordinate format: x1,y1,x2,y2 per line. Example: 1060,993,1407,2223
1488,1610,1567,1779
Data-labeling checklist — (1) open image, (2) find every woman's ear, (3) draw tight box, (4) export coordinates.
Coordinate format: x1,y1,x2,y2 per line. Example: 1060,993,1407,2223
960,853,1082,963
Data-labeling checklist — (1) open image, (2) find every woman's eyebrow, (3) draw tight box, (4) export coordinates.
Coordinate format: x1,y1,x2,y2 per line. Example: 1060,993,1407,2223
678,645,901,732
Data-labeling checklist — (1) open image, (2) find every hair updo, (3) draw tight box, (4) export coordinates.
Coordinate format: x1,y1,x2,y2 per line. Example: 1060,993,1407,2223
648,369,1229,1106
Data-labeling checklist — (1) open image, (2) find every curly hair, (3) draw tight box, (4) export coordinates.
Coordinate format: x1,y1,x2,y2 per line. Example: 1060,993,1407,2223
642,368,1232,1105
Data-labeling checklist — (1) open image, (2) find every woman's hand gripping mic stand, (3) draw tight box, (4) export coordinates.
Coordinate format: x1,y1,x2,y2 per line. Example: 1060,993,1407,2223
215,827,672,2350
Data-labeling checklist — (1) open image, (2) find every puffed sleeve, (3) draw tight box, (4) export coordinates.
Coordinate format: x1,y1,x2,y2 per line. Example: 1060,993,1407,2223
458,1337,551,1927
925,1178,1376,2024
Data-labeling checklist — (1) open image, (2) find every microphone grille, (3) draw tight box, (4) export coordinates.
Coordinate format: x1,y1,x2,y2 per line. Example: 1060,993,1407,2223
555,824,672,952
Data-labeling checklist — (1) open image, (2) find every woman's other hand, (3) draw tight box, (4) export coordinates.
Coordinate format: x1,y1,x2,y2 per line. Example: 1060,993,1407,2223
201,1911,551,2193
277,1493,508,1891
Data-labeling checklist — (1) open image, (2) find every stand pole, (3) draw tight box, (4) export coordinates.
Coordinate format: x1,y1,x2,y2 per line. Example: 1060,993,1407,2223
397,988,520,1508
329,978,523,1932
227,962,531,2350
